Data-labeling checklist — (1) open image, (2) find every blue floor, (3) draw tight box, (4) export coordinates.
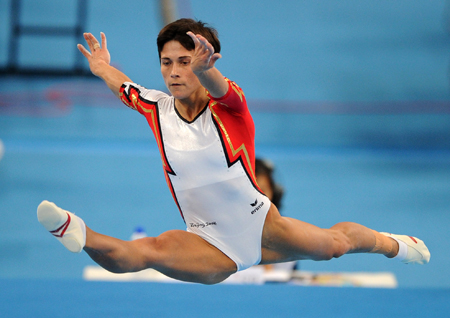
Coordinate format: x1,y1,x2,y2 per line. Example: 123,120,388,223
1,279,449,318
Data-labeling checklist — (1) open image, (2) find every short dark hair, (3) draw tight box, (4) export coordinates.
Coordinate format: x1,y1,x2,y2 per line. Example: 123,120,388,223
255,158,284,210
157,18,221,59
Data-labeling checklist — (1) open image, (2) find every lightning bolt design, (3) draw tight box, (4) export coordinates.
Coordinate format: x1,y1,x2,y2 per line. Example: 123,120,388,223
120,84,183,219
120,84,174,175
210,103,257,184
138,104,174,175
230,81,244,103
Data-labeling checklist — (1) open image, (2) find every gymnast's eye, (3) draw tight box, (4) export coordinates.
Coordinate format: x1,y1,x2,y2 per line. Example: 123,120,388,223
179,57,191,65
161,59,171,66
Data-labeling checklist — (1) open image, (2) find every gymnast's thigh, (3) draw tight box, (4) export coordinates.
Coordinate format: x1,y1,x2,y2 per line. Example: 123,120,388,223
139,230,238,284
259,205,338,264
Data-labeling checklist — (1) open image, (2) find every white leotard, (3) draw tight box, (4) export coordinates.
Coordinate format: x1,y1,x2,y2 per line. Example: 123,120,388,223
120,79,270,270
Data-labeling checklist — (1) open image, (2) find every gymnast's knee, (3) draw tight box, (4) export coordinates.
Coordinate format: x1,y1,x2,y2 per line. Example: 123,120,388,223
123,236,167,269
315,247,347,261
325,222,355,259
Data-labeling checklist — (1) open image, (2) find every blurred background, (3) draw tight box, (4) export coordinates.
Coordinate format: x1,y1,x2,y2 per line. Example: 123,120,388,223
0,0,449,316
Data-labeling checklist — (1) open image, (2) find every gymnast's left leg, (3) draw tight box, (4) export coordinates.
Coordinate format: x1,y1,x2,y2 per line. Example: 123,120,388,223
37,200,237,284
260,204,430,265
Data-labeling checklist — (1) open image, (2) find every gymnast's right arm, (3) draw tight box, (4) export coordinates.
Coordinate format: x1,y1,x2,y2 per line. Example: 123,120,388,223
77,32,131,98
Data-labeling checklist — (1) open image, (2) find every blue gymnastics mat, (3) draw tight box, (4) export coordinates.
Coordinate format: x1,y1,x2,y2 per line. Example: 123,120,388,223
1,279,449,318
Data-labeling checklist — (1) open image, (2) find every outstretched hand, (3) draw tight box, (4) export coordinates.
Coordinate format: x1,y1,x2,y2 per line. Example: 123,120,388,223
77,32,111,77
186,31,222,75
77,32,131,98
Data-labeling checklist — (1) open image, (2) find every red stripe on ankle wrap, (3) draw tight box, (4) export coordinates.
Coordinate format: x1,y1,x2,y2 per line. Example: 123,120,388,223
50,213,71,238
409,236,418,244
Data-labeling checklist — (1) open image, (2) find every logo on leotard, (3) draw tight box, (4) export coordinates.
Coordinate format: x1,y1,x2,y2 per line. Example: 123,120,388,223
190,221,217,229
250,199,264,214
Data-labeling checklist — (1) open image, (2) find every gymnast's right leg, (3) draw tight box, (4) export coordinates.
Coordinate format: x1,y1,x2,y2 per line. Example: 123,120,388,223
37,200,237,285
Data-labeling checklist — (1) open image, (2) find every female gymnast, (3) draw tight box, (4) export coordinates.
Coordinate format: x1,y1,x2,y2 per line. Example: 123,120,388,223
37,19,429,284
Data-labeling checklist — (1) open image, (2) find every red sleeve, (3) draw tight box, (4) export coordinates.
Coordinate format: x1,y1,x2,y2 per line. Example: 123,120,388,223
207,78,247,114
119,83,156,116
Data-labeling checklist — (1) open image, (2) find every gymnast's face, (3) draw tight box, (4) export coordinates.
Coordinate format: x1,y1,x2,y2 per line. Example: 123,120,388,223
160,40,204,100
